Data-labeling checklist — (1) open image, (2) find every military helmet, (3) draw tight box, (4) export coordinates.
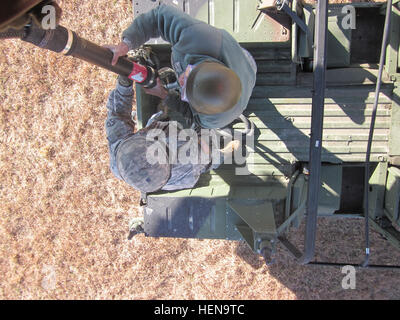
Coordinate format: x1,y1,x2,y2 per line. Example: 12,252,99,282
186,61,242,115
116,130,170,193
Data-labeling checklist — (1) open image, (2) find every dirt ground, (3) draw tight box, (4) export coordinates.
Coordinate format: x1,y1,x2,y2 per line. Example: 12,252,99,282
1,0,400,300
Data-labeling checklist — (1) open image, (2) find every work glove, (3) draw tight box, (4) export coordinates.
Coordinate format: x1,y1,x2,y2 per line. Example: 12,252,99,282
117,74,133,87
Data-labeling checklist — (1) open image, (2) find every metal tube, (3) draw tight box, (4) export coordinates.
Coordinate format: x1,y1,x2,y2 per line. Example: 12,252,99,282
309,262,400,271
298,0,329,265
21,23,134,76
362,0,393,268
66,30,133,76
1,2,149,81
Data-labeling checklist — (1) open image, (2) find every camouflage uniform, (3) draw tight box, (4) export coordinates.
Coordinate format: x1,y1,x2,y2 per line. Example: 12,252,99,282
105,82,220,191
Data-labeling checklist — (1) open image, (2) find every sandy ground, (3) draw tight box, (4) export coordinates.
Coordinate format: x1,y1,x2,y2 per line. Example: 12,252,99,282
1,0,400,300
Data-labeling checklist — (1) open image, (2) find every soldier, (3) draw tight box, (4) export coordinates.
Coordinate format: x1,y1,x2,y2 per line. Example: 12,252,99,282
105,3,257,129
105,74,239,193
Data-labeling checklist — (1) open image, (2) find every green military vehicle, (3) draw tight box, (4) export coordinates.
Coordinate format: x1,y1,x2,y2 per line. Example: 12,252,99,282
133,0,400,268
1,0,399,268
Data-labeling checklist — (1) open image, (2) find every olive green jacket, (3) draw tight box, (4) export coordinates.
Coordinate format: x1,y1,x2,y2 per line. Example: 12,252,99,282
122,4,257,129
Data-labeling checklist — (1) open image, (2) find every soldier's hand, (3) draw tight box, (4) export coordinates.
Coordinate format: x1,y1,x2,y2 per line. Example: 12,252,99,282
103,42,129,66
143,78,168,99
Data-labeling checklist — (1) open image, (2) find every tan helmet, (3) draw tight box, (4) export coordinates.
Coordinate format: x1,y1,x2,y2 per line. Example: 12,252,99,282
186,62,242,115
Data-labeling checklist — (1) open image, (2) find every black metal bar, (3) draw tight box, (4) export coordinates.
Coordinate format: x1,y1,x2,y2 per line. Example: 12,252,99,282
309,262,400,271
362,0,393,268
279,3,310,36
22,23,134,77
66,29,133,77
278,236,302,259
20,22,157,88
297,0,328,265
